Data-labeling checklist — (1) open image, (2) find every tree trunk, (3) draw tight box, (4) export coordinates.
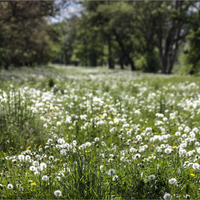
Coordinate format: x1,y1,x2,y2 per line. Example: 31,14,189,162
107,36,115,69
112,29,136,71
119,54,124,69
90,51,97,67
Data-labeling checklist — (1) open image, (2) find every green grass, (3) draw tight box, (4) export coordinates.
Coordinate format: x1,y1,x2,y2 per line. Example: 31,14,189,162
0,65,200,199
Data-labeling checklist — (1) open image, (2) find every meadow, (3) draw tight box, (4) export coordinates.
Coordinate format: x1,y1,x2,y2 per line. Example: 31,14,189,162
1,65,200,199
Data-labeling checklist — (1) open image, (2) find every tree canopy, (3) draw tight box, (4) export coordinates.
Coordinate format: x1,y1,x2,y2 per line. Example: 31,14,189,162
0,0,200,74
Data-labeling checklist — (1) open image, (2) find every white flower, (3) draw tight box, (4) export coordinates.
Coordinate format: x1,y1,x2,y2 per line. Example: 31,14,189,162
94,137,99,142
42,175,49,181
197,148,200,154
149,174,155,181
40,163,47,170
168,178,177,185
165,148,172,154
100,165,104,171
55,176,61,181
25,155,31,161
7,184,13,189
29,166,36,171
133,153,141,159
18,155,25,161
49,156,54,161
112,175,118,181
193,163,200,170
108,169,115,175
35,155,41,161
54,190,62,197
33,161,39,166
19,187,24,191
34,171,40,176
163,193,172,200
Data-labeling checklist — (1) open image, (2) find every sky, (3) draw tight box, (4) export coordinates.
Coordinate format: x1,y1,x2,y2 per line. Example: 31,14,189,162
49,0,84,23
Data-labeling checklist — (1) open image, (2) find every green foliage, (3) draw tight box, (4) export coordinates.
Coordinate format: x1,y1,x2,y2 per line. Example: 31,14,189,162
135,49,160,73
186,26,200,74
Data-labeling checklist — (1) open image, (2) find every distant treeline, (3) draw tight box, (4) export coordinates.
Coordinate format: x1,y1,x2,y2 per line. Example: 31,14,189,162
1,1,200,74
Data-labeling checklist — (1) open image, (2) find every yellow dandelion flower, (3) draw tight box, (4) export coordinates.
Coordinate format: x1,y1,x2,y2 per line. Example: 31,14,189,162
151,144,155,147
100,114,103,118
27,146,31,150
52,108,56,112
31,183,36,186
154,132,158,135
173,146,177,149
10,147,13,150
190,174,195,177
38,145,42,148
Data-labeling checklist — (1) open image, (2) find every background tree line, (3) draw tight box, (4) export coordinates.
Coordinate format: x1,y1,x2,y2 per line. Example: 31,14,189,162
1,0,200,74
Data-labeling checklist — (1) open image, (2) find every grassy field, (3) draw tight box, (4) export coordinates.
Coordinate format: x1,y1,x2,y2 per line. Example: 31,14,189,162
1,65,200,199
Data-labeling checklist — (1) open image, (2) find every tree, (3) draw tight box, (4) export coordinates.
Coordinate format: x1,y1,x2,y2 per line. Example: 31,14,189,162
134,1,194,74
185,4,200,74
0,0,66,69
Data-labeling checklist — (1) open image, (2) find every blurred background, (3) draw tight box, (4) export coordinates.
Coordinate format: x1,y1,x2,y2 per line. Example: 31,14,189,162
1,0,200,75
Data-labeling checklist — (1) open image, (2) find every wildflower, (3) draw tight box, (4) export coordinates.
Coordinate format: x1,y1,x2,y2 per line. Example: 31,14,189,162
183,194,190,199
29,166,36,171
40,162,47,170
33,161,39,166
100,165,104,171
19,187,24,191
193,163,200,170
165,148,172,154
34,171,40,176
25,155,31,162
133,153,141,159
108,169,115,175
55,176,61,181
57,121,61,126
149,174,156,181
42,175,49,181
49,156,54,161
94,137,99,142
7,184,13,189
0,184,4,190
190,173,195,177
163,193,172,200
54,190,62,197
18,155,25,161
31,183,36,186
112,175,118,181
169,178,177,185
